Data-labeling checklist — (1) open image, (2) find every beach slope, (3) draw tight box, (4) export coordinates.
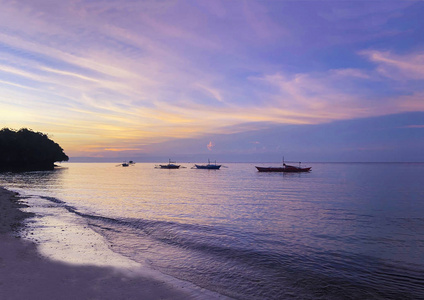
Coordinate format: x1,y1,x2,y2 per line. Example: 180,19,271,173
0,187,222,300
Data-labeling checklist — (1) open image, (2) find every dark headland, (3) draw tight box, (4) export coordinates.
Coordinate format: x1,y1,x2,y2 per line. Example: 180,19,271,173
0,128,69,171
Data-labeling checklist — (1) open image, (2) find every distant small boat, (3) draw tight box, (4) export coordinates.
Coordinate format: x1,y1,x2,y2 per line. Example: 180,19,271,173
194,159,221,170
256,158,311,173
158,159,180,169
128,160,135,165
121,162,129,167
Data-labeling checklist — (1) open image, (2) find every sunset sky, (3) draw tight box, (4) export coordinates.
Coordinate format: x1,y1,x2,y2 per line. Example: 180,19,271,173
1,0,423,162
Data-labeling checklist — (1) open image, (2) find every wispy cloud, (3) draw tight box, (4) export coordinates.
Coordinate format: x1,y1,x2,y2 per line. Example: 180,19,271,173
207,141,215,151
361,50,424,80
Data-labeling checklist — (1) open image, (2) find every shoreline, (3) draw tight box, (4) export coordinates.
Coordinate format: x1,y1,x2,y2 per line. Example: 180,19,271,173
0,187,227,300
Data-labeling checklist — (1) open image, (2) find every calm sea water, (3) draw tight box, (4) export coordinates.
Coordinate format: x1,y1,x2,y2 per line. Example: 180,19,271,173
1,162,423,299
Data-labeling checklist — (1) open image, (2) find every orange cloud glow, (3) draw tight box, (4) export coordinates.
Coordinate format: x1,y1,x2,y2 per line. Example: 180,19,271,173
207,141,215,151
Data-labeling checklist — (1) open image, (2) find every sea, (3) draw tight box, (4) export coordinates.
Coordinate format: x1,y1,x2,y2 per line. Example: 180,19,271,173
1,162,423,299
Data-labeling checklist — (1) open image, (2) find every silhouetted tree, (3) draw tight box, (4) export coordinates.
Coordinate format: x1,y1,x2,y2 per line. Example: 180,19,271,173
0,128,69,171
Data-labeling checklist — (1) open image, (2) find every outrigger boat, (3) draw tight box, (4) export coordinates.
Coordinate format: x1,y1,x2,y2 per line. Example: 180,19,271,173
158,159,181,169
194,159,221,170
255,158,311,173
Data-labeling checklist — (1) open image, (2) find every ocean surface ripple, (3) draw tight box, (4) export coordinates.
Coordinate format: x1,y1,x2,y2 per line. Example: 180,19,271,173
1,162,423,299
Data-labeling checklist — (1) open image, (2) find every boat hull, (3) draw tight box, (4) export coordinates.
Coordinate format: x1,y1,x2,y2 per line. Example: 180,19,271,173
160,165,180,169
255,166,311,173
195,164,221,170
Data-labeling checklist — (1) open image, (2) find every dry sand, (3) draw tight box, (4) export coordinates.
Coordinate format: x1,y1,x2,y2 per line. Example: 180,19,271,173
0,187,226,300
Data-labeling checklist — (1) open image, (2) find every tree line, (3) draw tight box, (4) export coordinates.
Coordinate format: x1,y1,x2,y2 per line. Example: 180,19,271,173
0,128,69,171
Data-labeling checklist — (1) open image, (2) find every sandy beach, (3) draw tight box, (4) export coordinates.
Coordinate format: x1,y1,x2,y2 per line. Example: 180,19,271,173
0,187,226,300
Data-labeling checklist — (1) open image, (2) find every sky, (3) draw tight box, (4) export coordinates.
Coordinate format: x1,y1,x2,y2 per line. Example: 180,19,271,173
0,0,423,162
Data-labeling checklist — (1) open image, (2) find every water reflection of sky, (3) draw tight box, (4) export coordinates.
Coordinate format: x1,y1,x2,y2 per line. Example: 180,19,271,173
1,162,423,267
0,168,67,194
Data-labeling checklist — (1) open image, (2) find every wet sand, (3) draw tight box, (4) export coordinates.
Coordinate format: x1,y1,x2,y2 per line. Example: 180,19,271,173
0,187,226,300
